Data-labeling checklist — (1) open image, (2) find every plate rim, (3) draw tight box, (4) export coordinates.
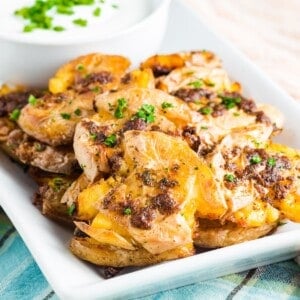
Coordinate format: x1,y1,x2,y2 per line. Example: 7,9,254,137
1,0,300,299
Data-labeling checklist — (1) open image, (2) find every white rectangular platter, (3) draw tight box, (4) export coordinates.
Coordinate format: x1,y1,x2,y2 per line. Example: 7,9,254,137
1,0,300,299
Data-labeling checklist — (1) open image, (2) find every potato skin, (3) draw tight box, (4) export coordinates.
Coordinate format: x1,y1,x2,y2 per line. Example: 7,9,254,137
193,218,277,248
70,237,194,267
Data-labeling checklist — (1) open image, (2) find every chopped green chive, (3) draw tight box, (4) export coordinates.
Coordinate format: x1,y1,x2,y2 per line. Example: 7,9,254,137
57,6,74,15
15,0,98,32
161,102,174,109
93,7,101,16
9,109,21,121
111,4,119,9
123,207,132,215
67,203,76,216
28,94,37,105
267,157,276,167
250,154,262,164
233,112,240,117
60,113,71,120
135,104,155,123
200,126,208,130
114,98,128,119
224,174,236,182
199,106,212,115
104,134,117,147
53,26,65,32
74,108,81,116
188,80,203,89
23,24,37,32
73,18,88,27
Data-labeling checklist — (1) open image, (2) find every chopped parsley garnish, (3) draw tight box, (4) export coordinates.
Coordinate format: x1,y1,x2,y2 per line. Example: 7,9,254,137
224,174,236,182
60,113,71,120
67,203,76,216
250,154,262,164
90,133,97,141
108,103,114,111
28,94,37,105
52,177,64,192
188,80,203,89
91,86,101,93
123,207,132,215
267,157,276,167
104,134,117,147
93,7,101,16
114,98,128,119
73,18,88,27
161,102,173,109
76,64,85,71
185,71,195,76
74,108,81,116
34,142,45,152
252,139,262,148
135,104,155,123
219,95,241,109
9,109,21,121
200,126,208,130
111,4,119,9
199,106,212,115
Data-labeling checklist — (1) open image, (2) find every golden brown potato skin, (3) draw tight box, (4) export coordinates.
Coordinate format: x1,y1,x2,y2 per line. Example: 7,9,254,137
70,237,194,267
193,218,277,248
31,170,80,227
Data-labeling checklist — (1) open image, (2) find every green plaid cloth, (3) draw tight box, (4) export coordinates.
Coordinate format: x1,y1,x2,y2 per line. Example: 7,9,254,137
0,208,299,300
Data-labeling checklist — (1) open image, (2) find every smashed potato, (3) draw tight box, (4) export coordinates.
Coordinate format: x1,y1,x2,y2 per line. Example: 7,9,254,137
49,53,131,94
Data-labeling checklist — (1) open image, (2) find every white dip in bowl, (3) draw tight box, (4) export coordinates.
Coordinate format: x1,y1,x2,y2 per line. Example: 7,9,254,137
0,0,171,87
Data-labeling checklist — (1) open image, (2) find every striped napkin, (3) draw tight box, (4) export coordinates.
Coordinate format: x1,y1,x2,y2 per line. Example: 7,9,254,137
1,208,299,300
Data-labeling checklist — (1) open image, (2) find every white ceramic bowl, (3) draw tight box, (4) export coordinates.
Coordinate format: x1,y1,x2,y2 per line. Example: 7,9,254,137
0,0,171,88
